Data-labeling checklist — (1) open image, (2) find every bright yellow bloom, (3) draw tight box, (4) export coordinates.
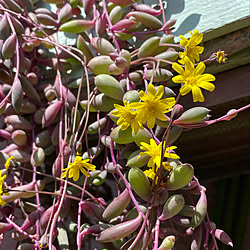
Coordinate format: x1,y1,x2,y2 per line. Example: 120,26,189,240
0,171,8,206
172,57,216,102
138,139,179,169
111,100,143,135
179,30,204,64
131,84,175,129
216,50,226,64
162,162,173,172
144,168,157,181
61,155,96,181
5,156,14,170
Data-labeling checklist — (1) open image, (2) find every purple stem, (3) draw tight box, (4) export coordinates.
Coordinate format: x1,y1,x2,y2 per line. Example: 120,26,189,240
109,139,145,219
153,206,161,249
128,208,150,250
102,0,121,52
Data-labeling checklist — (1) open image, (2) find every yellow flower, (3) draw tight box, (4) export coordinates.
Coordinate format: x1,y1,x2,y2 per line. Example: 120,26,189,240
111,100,143,135
5,156,14,170
61,155,96,181
144,162,173,183
138,139,179,169
216,50,226,64
179,30,204,64
144,168,157,181
0,171,8,206
131,84,175,129
162,162,173,172
172,57,216,102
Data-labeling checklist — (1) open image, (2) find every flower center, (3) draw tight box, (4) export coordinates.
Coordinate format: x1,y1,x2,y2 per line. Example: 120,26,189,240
186,76,197,86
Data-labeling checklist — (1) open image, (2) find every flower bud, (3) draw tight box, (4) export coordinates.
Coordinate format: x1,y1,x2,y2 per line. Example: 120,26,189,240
102,189,131,221
127,12,163,30
138,36,161,58
91,37,116,55
158,235,175,250
166,164,194,191
88,56,113,75
59,19,95,33
174,107,211,125
96,214,142,243
95,74,124,100
128,167,151,201
191,190,207,228
159,194,185,220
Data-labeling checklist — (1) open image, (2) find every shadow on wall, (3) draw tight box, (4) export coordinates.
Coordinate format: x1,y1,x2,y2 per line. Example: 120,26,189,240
173,14,202,36
165,0,201,36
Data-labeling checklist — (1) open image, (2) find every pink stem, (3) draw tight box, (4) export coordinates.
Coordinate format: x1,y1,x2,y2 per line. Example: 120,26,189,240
109,139,145,219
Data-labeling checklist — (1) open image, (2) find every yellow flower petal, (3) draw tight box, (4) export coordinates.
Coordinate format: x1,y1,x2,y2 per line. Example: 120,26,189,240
198,81,215,92
192,86,204,102
172,75,184,83
194,62,206,76
172,63,184,75
180,84,192,96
